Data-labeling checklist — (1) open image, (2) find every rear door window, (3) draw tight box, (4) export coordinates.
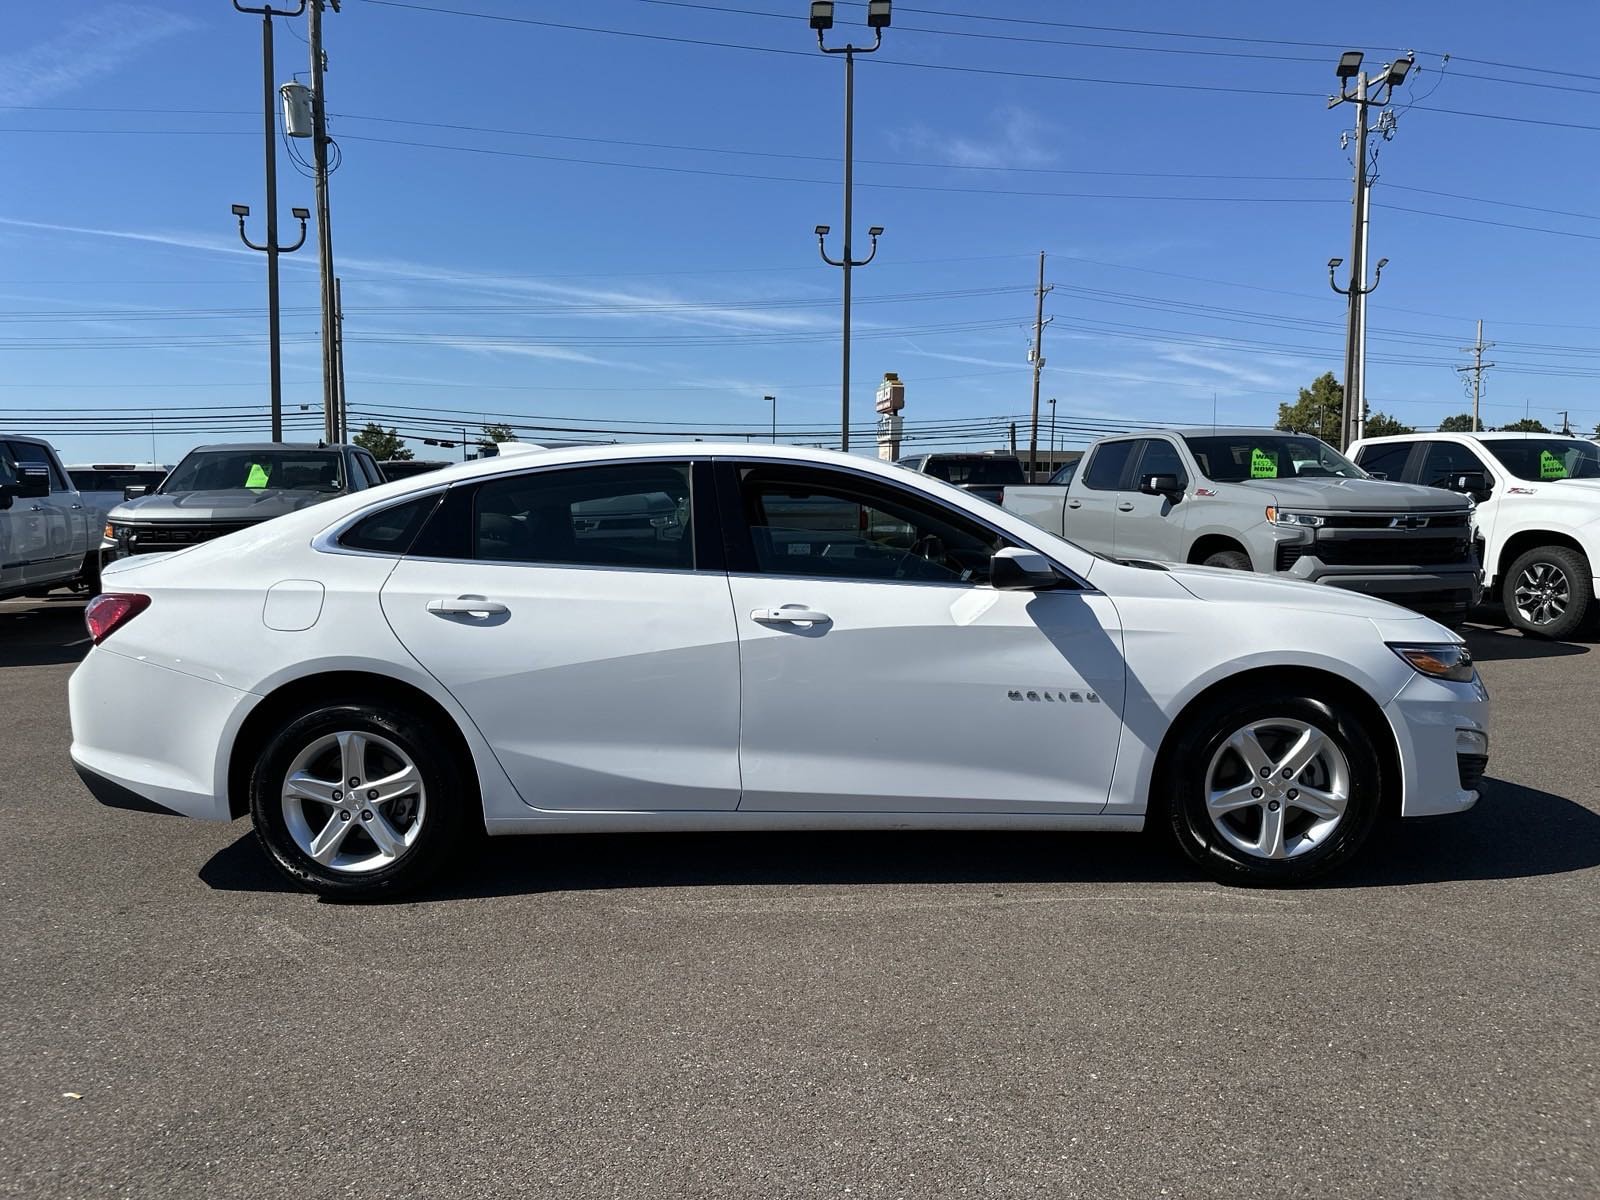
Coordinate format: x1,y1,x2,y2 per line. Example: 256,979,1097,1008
1081,441,1136,491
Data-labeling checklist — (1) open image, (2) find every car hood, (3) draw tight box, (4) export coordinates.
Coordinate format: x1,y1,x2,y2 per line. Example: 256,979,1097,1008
1230,476,1469,512
1161,561,1455,631
109,489,338,522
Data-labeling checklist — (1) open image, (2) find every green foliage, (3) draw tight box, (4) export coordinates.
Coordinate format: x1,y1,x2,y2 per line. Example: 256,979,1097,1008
352,422,411,461
1498,417,1550,433
1276,372,1344,440
1363,411,1414,438
1437,413,1479,432
481,423,516,446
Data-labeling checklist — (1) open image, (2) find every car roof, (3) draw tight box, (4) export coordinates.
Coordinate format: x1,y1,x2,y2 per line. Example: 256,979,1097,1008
1356,431,1591,443
182,442,357,453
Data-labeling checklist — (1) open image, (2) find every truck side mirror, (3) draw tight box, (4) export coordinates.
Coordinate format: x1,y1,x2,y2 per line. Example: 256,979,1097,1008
990,547,1062,591
17,465,50,498
1453,472,1491,503
123,485,150,500
1139,473,1183,501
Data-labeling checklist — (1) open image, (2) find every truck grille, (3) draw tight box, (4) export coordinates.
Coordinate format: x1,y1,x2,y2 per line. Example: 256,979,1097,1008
1320,512,1470,530
124,522,255,554
1278,537,1469,570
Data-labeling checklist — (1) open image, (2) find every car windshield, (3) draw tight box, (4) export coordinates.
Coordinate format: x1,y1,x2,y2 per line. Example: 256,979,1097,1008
922,456,1025,486
1482,438,1600,481
161,450,345,494
1182,434,1366,483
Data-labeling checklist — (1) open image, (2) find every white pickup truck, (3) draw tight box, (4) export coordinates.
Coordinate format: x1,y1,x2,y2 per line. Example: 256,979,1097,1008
1002,427,1481,624
1349,431,1600,638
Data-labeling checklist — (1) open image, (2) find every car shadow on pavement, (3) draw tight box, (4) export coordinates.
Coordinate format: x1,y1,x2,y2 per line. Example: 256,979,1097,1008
1463,626,1591,662
0,598,90,669
199,777,1600,901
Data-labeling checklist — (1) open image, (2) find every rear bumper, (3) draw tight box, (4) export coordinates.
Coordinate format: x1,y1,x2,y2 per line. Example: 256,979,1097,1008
68,646,256,822
1384,670,1491,817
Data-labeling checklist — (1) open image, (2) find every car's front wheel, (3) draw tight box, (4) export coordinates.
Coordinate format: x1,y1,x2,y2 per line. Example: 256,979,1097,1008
1160,687,1385,886
249,701,472,899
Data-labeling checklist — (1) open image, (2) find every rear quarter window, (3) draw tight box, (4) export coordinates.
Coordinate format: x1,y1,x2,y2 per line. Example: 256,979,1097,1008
338,494,442,554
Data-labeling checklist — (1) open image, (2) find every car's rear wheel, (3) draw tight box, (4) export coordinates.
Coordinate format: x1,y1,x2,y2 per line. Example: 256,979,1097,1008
1160,687,1385,886
1501,545,1591,640
249,701,472,899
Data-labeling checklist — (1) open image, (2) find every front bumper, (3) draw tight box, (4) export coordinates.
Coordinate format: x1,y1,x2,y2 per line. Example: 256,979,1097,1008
68,645,257,822
1383,669,1491,817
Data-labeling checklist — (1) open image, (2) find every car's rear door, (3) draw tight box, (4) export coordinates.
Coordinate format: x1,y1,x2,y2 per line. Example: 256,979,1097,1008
1065,439,1135,554
378,458,743,812
718,459,1125,815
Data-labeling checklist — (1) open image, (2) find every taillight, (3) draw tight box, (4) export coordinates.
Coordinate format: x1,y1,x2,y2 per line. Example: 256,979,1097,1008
84,593,150,644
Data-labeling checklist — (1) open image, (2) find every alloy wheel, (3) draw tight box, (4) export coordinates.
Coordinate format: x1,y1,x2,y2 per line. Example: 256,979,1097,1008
280,731,427,874
1204,718,1350,861
1513,561,1570,627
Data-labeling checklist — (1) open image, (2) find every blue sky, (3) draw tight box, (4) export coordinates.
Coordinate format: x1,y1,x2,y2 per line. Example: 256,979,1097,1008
3,0,1599,464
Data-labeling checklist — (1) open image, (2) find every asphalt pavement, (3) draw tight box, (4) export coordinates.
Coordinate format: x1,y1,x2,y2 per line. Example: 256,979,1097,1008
1,594,1595,1199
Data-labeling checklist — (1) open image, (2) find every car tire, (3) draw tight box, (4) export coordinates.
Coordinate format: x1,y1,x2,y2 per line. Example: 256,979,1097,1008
1159,686,1385,886
1202,549,1252,572
77,552,101,596
1501,545,1591,640
249,700,473,900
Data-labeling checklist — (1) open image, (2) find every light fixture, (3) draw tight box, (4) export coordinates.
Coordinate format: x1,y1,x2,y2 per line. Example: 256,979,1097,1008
815,224,831,236
290,207,310,220
1376,257,1390,270
866,0,892,29
231,203,250,217
867,225,884,237
1336,50,1364,80
809,1,834,31
1386,54,1414,87
1328,257,1343,269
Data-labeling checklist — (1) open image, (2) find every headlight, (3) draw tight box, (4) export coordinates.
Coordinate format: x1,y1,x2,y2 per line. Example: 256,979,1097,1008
1265,507,1324,528
1390,642,1476,682
103,522,115,540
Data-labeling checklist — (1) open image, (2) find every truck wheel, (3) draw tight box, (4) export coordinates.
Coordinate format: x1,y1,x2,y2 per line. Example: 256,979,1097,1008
1202,549,1252,572
76,552,101,597
1501,545,1591,639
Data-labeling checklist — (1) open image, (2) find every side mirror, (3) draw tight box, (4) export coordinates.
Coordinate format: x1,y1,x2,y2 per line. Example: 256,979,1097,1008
1139,472,1183,500
1367,470,1389,481
991,547,1061,591
17,465,50,498
123,485,150,500
1452,472,1491,503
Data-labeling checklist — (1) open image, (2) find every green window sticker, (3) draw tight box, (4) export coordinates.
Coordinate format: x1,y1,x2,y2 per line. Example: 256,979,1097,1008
244,463,271,489
1249,448,1278,479
1539,450,1568,480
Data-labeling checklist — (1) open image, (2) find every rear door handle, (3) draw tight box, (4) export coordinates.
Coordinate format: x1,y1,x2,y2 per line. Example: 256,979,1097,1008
751,606,831,625
1066,499,1082,509
1117,501,1135,511
70,504,84,510
427,595,509,617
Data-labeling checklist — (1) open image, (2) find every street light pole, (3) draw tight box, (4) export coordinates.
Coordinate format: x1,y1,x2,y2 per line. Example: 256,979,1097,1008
1048,396,1057,462
232,0,307,441
1328,47,1412,450
812,1,890,453
765,394,776,444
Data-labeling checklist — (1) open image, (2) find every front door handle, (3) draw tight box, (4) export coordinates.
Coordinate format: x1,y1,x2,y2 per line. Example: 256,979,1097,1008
427,595,509,617
1117,501,1135,511
751,606,831,625
70,504,84,510
1066,499,1082,509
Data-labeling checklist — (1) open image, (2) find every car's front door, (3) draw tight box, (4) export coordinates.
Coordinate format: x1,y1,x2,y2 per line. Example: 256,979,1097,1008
378,459,743,811
1114,437,1191,563
1414,440,1499,568
718,460,1126,815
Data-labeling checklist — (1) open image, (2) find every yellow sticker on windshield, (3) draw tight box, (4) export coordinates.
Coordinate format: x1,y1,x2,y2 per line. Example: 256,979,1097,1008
1250,448,1278,478
244,463,270,489
1539,450,1568,479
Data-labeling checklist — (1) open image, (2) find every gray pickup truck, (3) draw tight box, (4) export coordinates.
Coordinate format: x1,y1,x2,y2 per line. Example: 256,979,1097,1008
1002,427,1480,623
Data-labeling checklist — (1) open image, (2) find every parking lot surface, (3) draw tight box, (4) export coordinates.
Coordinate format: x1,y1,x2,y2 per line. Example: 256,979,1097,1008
1,594,1596,1199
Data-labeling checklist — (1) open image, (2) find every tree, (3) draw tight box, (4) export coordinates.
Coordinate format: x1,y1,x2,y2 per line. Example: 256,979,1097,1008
479,422,516,452
352,422,411,461
1277,372,1343,441
1499,417,1549,433
1438,413,1478,432
1363,411,1414,438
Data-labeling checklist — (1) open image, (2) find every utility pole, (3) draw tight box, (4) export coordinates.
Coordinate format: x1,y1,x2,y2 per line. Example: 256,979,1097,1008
307,0,341,443
334,276,348,442
232,0,308,441
812,1,890,452
1026,251,1053,481
1558,410,1572,435
1328,48,1412,450
1456,320,1495,432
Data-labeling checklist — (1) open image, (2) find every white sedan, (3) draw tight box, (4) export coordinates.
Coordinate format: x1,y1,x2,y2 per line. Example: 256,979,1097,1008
68,443,1489,898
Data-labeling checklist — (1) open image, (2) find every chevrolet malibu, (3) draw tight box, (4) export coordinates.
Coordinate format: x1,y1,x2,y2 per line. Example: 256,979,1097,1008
68,444,1489,899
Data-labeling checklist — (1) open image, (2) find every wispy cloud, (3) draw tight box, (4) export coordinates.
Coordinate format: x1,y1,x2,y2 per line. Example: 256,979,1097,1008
0,215,251,260
0,5,197,106
891,106,1061,170
1155,347,1295,389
